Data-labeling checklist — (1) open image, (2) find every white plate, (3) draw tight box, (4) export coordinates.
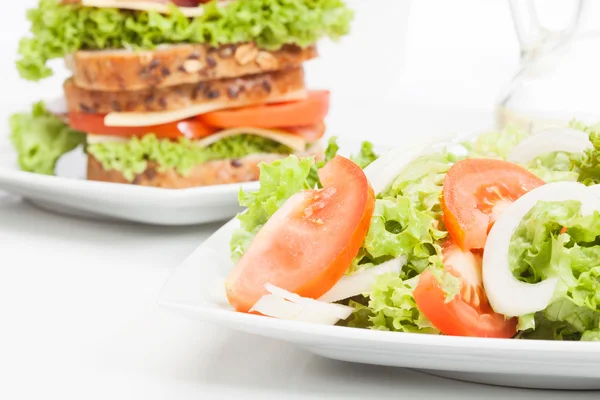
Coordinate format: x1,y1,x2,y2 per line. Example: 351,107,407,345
0,146,258,226
159,219,600,390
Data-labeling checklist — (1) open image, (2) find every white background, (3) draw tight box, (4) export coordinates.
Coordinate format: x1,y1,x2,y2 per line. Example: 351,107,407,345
1,1,599,399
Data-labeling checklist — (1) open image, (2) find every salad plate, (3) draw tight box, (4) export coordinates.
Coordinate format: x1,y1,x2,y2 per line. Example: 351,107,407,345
158,218,600,390
0,145,258,225
160,124,600,390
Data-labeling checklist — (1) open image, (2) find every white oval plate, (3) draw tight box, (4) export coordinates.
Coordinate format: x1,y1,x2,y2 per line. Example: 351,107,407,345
158,218,600,390
0,146,258,226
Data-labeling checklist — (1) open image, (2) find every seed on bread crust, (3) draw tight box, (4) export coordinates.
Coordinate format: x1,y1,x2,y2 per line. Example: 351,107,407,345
256,51,279,69
183,59,205,73
235,44,259,66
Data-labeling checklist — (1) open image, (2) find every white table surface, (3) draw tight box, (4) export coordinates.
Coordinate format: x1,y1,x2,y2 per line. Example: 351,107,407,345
1,1,599,399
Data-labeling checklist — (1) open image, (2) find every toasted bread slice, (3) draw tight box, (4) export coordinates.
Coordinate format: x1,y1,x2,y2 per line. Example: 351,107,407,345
65,67,305,114
66,44,317,92
87,146,322,188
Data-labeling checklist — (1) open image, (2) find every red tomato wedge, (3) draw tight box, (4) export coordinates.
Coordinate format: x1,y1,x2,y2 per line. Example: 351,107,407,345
285,122,327,142
199,91,330,129
69,113,218,139
225,155,375,313
441,158,545,250
413,241,517,338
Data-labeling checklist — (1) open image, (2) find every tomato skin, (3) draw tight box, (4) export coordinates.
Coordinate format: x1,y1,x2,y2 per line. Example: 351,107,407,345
199,91,330,129
413,242,517,338
285,122,326,142
225,156,375,313
442,158,545,250
69,113,218,139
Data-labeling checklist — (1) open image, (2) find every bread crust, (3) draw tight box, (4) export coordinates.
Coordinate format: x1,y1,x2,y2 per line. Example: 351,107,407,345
67,44,317,92
87,149,322,188
64,67,305,113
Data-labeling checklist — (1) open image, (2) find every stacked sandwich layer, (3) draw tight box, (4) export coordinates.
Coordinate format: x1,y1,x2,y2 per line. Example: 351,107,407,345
12,0,353,188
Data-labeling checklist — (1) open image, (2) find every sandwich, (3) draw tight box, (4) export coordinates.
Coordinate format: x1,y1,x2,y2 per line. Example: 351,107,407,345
11,0,353,188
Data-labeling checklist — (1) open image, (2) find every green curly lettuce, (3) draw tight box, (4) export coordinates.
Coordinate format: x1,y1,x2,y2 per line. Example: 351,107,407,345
527,151,579,183
350,141,378,169
9,102,86,175
18,0,354,81
344,274,439,334
87,134,293,182
569,120,600,185
509,200,600,340
462,125,528,160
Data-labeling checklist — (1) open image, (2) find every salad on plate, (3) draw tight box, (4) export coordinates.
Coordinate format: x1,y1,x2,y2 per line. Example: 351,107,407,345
221,121,600,341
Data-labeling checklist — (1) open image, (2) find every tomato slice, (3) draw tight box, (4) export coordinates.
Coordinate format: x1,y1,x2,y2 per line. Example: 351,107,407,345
199,91,330,129
68,113,218,140
285,122,326,142
225,155,375,313
441,158,545,250
413,241,517,338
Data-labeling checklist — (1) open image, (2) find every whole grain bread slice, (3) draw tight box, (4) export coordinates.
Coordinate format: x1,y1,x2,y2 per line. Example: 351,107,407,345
65,67,305,113
66,44,317,92
87,146,322,188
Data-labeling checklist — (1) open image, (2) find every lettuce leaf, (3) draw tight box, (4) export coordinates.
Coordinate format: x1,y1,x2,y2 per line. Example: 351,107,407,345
88,134,293,182
462,125,528,160
344,273,439,334
9,102,86,175
350,141,378,169
527,151,579,183
509,200,600,340
569,120,600,185
18,0,354,81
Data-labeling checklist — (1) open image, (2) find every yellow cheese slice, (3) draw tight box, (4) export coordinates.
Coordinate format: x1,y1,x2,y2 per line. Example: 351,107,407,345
80,0,230,17
104,90,309,127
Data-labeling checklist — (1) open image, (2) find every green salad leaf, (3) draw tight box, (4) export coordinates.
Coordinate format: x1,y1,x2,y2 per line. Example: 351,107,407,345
345,273,439,334
10,102,86,175
18,0,354,81
569,120,600,185
462,125,528,160
509,200,600,340
527,151,579,183
88,134,293,182
351,141,378,169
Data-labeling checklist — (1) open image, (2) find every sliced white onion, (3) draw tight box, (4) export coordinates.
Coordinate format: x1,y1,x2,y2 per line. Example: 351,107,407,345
483,182,600,317
318,256,406,303
264,284,354,320
507,127,590,164
250,284,353,325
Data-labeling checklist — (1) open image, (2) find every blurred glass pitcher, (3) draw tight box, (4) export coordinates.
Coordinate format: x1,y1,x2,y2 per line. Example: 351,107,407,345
497,0,600,132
